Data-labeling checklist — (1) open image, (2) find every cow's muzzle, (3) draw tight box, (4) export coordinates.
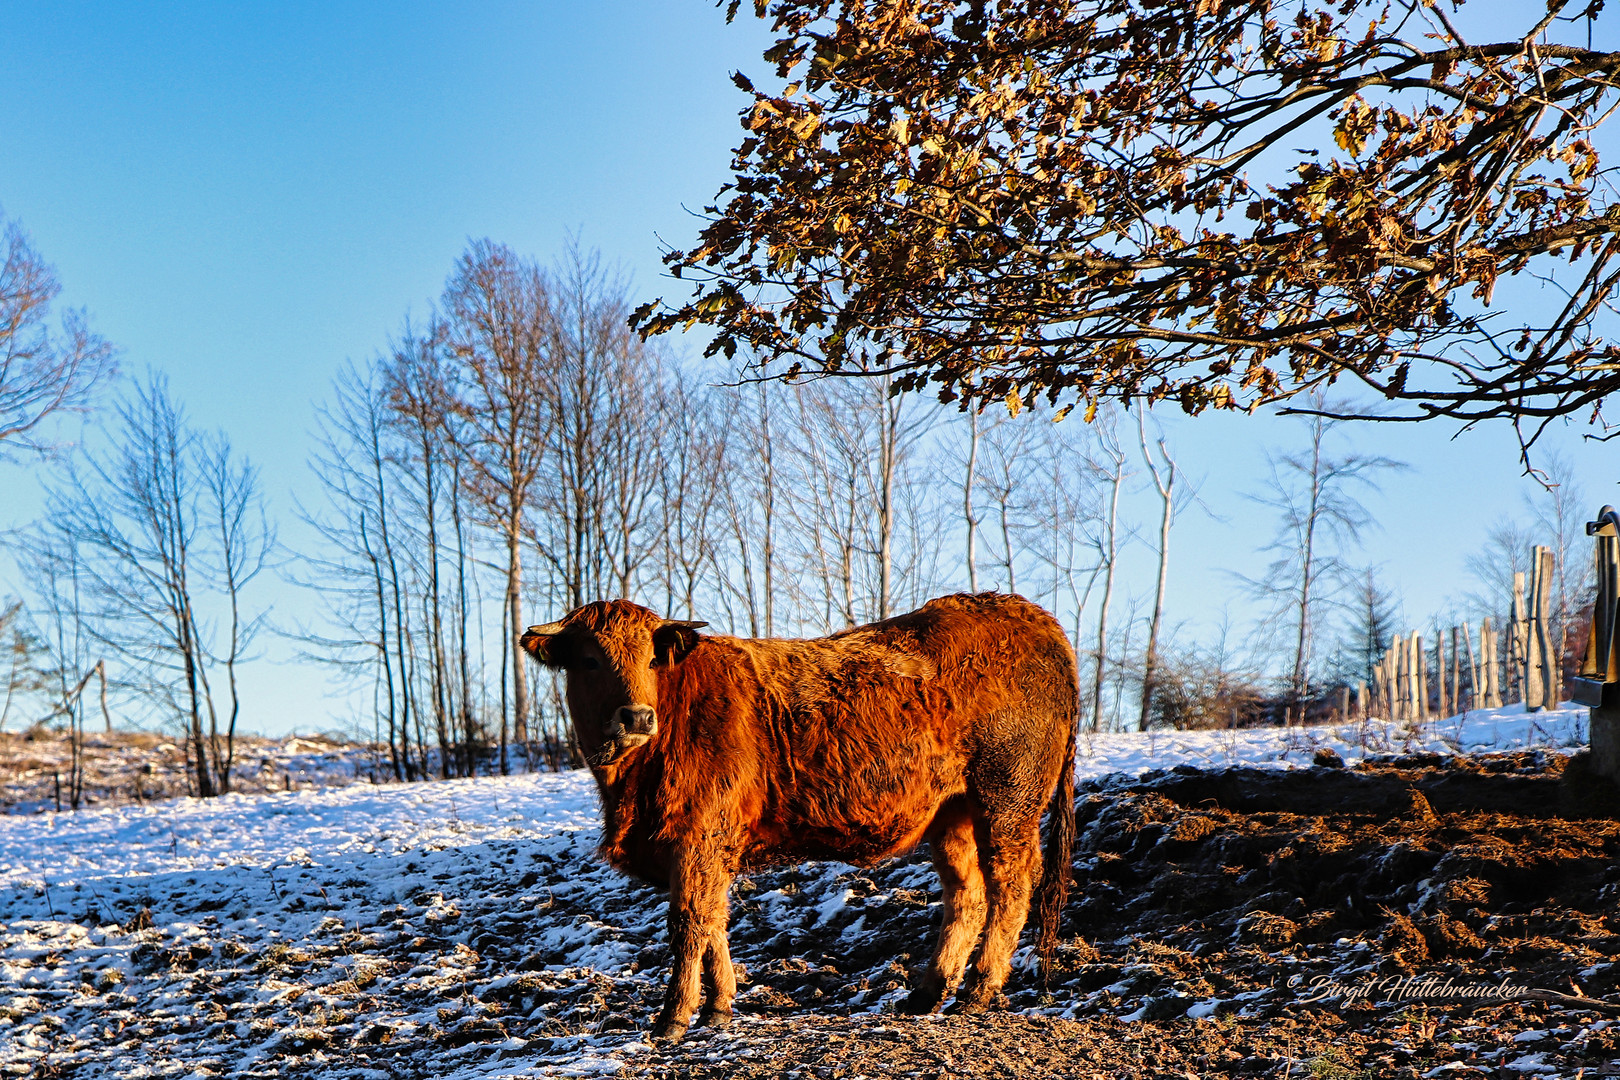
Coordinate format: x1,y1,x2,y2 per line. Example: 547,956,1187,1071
605,704,657,752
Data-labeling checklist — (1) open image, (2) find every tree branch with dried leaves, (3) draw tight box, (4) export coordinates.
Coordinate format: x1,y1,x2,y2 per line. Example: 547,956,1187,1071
637,0,1620,437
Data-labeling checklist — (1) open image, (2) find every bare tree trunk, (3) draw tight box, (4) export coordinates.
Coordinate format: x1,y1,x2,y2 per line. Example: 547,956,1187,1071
1288,419,1326,726
419,439,453,779
506,529,528,746
1137,415,1177,732
179,602,216,798
96,660,111,733
498,585,510,776
1090,435,1126,732
877,383,899,619
760,385,777,636
451,456,476,777
360,514,402,780
964,409,979,593
383,498,416,780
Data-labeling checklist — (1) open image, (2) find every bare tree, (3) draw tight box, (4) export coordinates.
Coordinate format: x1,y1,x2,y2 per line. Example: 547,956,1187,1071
41,376,269,796
784,382,866,628
962,410,980,594
1088,411,1130,732
198,432,272,793
25,538,95,805
656,380,730,619
298,360,416,780
0,214,116,456
1527,452,1592,684
538,246,667,610
385,323,461,778
1136,413,1189,733
716,384,780,637
1019,418,1104,657
1245,405,1405,722
445,240,552,760
0,602,49,733
780,378,937,630
1466,520,1537,625
974,414,1041,594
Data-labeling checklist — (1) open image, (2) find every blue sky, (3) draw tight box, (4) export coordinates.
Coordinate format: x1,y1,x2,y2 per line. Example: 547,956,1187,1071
0,2,1615,735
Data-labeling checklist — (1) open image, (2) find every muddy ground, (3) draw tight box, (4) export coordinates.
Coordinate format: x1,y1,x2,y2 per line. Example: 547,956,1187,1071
625,749,1620,1077
11,749,1620,1078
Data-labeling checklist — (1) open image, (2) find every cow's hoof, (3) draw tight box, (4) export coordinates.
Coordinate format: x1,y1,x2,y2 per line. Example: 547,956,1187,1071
696,1008,732,1030
947,987,1006,1014
650,1015,688,1043
899,987,945,1015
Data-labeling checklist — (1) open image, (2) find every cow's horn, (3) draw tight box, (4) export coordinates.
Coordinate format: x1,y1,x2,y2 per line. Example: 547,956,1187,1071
526,622,566,635
660,619,708,630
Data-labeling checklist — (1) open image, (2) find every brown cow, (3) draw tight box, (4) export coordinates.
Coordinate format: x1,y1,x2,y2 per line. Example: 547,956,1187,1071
519,592,1078,1041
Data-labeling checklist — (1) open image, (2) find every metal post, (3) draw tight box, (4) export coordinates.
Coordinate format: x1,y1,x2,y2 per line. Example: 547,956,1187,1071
1576,507,1620,780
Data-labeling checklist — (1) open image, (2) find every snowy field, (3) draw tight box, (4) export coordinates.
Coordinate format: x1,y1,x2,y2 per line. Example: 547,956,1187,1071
0,704,1591,1078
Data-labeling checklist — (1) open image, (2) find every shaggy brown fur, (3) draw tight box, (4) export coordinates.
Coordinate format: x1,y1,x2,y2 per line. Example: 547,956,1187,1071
520,592,1078,1041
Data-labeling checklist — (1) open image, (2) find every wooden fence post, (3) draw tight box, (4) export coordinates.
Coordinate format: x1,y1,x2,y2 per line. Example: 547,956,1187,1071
1482,618,1502,708
1400,635,1408,720
1381,647,1394,719
1450,626,1461,716
1464,622,1480,712
1388,644,1399,720
1415,633,1428,721
1540,545,1562,708
1527,545,1557,711
1512,572,1528,704
1435,631,1448,719
1394,635,1407,721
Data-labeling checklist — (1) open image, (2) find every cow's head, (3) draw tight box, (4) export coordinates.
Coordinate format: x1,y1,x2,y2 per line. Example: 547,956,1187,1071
519,600,706,764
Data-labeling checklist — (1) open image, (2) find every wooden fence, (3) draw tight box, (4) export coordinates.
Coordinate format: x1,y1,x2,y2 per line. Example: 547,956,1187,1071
1363,544,1560,722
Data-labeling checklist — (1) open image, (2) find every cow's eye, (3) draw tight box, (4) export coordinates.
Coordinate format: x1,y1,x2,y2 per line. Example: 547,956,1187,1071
580,656,600,671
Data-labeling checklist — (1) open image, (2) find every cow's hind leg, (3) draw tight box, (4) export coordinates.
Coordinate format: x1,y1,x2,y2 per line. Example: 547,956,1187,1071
954,812,1042,1012
902,803,986,1014
696,928,736,1030
653,846,733,1041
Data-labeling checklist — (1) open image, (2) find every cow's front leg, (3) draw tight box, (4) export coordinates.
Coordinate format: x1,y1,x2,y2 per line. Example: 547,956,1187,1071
652,846,733,1042
696,928,736,1030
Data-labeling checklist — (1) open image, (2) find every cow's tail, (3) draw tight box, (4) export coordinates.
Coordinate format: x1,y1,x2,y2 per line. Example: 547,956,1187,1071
1034,699,1078,987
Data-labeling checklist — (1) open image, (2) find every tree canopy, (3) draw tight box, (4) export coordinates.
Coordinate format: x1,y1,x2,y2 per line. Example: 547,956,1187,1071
636,0,1620,437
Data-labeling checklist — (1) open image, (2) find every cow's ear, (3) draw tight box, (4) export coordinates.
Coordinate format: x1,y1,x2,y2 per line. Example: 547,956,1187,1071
521,623,570,668
652,619,707,667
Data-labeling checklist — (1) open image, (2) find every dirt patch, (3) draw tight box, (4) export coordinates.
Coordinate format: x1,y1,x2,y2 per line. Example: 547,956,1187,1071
635,750,1620,1077
633,1012,1387,1079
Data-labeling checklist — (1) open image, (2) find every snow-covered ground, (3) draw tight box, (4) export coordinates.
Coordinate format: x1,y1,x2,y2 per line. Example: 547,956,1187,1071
1073,702,1589,779
0,704,1591,1078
